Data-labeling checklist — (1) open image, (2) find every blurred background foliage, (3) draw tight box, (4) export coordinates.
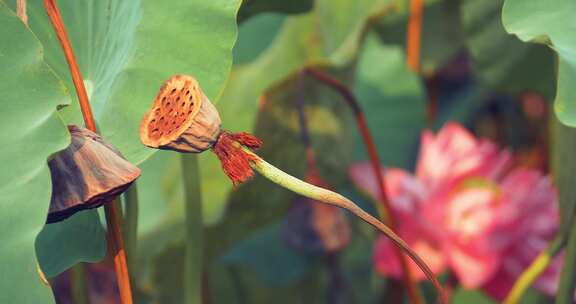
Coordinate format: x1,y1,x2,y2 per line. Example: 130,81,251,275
1,0,573,303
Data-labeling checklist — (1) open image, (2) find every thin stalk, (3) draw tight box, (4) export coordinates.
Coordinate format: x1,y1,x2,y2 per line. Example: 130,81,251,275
105,200,133,304
181,154,203,304
70,263,89,304
17,0,27,25
305,67,421,303
123,183,139,286
406,0,423,72
556,219,576,304
295,70,316,170
504,235,564,304
43,1,132,302
243,147,447,304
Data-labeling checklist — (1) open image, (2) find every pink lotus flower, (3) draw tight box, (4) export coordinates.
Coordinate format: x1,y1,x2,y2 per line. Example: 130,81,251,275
350,122,560,299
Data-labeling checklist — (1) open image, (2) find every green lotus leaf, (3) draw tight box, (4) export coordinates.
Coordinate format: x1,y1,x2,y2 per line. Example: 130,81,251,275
0,3,70,302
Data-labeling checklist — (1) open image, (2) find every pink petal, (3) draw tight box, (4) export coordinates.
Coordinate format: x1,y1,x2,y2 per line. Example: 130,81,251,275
416,122,512,189
373,232,445,281
447,243,501,288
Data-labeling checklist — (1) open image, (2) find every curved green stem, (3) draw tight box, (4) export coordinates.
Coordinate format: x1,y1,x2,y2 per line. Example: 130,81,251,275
243,147,447,304
556,220,576,304
181,154,203,304
504,235,564,304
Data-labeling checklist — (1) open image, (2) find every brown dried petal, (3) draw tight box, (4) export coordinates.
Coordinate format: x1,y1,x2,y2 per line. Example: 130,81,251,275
140,75,221,153
47,125,141,223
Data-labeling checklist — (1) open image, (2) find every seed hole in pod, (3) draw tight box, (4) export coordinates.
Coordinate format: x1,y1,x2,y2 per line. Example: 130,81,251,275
176,96,181,102
188,96,193,102
181,102,186,107
171,88,176,94
186,90,190,95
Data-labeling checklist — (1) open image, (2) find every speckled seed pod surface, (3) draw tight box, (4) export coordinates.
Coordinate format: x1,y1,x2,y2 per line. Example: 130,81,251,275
140,75,222,153
48,125,141,223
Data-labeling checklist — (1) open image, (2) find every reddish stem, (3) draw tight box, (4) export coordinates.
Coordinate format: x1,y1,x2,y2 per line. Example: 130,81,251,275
425,74,439,125
43,1,133,303
17,0,28,25
406,0,423,73
305,68,423,304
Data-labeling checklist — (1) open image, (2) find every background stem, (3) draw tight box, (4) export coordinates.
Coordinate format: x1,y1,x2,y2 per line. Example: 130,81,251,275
504,235,564,304
70,263,89,304
305,67,421,303
16,0,27,25
123,183,139,287
181,154,204,304
406,0,423,72
556,219,576,304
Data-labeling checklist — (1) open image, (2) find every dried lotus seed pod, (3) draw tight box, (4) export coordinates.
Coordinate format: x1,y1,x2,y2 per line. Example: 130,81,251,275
47,125,141,223
139,75,221,153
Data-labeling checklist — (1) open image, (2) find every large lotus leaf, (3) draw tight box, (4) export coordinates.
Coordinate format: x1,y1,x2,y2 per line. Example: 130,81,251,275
233,14,287,65
0,3,70,303
24,0,241,164
237,0,313,23
354,33,426,170
462,0,556,99
502,0,576,126
376,0,465,74
146,240,324,304
219,222,317,287
36,210,106,278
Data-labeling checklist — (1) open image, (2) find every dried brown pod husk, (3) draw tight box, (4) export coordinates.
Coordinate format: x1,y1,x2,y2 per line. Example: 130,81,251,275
282,170,351,254
140,75,262,184
140,74,221,153
47,125,141,223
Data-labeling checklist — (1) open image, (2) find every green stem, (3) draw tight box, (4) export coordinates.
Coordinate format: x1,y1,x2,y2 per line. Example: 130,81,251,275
123,183,139,287
70,263,89,304
504,235,564,304
243,147,447,304
181,154,203,304
556,219,576,304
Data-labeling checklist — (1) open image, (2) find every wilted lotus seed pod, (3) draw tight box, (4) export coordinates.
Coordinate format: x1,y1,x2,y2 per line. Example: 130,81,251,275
47,125,141,223
140,74,221,153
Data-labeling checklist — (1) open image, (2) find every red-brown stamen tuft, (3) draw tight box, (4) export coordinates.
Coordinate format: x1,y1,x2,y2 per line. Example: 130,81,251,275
212,131,262,185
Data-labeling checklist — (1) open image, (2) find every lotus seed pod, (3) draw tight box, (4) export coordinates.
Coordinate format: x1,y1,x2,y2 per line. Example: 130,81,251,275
140,75,221,153
47,125,141,223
